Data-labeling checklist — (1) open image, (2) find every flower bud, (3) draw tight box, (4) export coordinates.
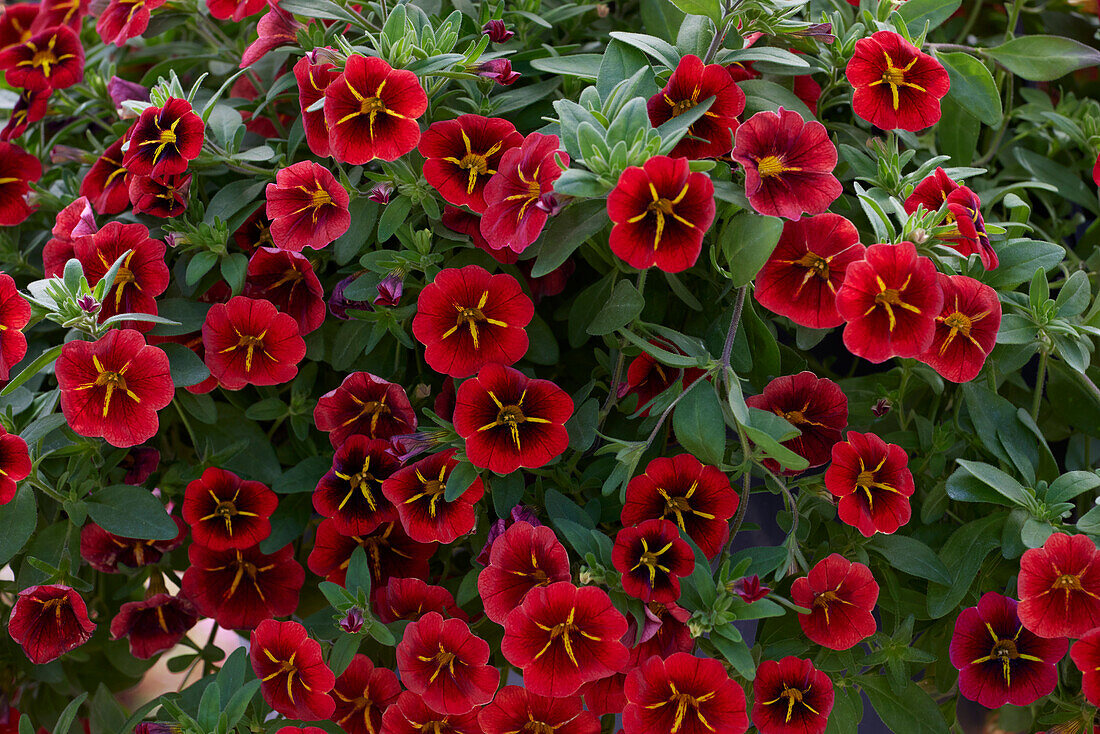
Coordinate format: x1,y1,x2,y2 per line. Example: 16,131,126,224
368,183,394,204
474,59,520,86
482,19,514,43
107,76,150,118
340,607,365,633
374,272,404,307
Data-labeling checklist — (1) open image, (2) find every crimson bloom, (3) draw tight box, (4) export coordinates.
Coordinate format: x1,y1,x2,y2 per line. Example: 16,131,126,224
730,108,842,220
294,52,340,158
44,196,97,277
7,585,96,664
79,519,185,572
207,0,264,21
122,97,204,178
617,341,705,417
905,169,997,269
265,161,351,251
0,425,30,505
453,363,573,474
846,31,950,131
502,582,629,697
646,54,745,160
96,0,167,45
381,691,482,734
128,172,191,218
314,371,417,447
0,141,41,225
0,25,83,91
746,372,848,473
606,155,716,273
478,521,571,624
0,272,30,380
202,295,306,389
825,431,914,537
754,214,866,329
243,247,326,335
1018,532,1100,638
251,619,336,720
239,2,303,67
420,114,523,213
182,466,277,551
612,518,694,604
109,593,198,659
0,5,36,50
331,654,401,734
950,592,1068,708
373,576,466,623
834,241,944,363
790,554,879,650
412,264,533,378
919,273,1001,383
81,138,131,214
1,88,49,142
307,519,434,588
312,435,399,537
478,686,599,734
397,611,500,715
1071,627,1100,705
324,54,427,164
480,132,568,254
623,653,749,734
74,221,169,331
382,449,484,543
182,543,304,629
752,657,834,734
56,329,173,448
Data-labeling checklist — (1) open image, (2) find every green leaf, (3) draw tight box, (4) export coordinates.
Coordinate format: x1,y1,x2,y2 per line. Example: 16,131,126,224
742,409,809,472
273,455,331,494
545,487,596,529
196,681,221,730
151,298,212,336
334,198,379,266
346,546,372,599
898,0,962,33
186,251,219,286
868,535,952,586
955,459,1033,508
1014,148,1098,212
936,51,1002,127
597,39,650,99
0,344,63,396
587,280,645,335
532,200,608,277
444,461,478,502
491,472,526,518
54,693,89,734
945,466,1015,506
980,239,1064,289
529,54,604,79
927,514,1004,617
161,342,211,388
222,680,262,729
825,686,863,734
738,79,815,121
608,31,680,68
1046,471,1100,505
377,197,413,243
937,96,981,166
719,212,784,287
709,626,756,679
220,253,248,294
985,35,1100,82
666,0,720,25
672,381,726,466
85,485,179,540
244,397,287,421
860,677,950,734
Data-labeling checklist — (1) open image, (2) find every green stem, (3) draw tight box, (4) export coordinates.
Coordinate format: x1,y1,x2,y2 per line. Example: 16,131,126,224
1032,350,1048,420
953,0,984,43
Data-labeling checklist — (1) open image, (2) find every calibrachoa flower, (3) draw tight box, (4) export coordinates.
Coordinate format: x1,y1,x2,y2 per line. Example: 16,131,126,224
373,576,467,623
74,221,169,330
130,171,191,217
314,371,418,447
452,363,574,474
0,5,36,49
79,519,185,572
480,132,568,254
243,247,326,335
501,582,629,697
182,466,277,551
475,58,519,85
617,341,705,416
382,449,484,544
55,328,174,448
0,25,84,91
82,137,131,214
950,592,1068,708
846,30,950,131
381,691,483,734
182,543,304,629
731,575,770,603
331,654,401,734
293,52,340,158
754,213,867,329
109,593,198,660
324,54,427,164
1,88,49,141
919,273,1001,383
239,2,303,67
265,160,351,251
1018,532,1100,638
44,196,97,277
834,241,944,363
746,372,848,473
396,611,500,715
411,264,534,378
730,107,842,220
96,0,167,45
606,155,716,273
0,271,30,380
7,584,96,664
482,19,513,42
752,657,834,734
312,435,400,536
0,426,30,505
122,97,204,178
623,653,749,734
0,141,41,225
419,114,524,213
207,0,264,21
646,54,746,160
250,619,336,720
612,518,694,604
627,601,694,666
825,431,914,537
201,295,307,390
790,554,879,650
307,519,435,588
1071,627,1100,705
904,169,997,269
478,686,600,734
478,521,571,624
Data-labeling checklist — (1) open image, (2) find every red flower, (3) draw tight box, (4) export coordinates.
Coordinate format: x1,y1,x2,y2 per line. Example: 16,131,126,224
419,114,524,213
441,205,517,264
109,593,198,659
324,54,427,164
121,445,160,484
754,214,866,329
0,88,48,142
411,264,534,378
751,656,834,734
612,518,694,604
381,691,482,734
478,686,600,734
202,295,306,389
265,160,351,252
306,519,434,588
74,221,169,331
122,97,203,178
0,272,30,381
0,5,36,50
646,55,745,160
239,2,303,67
904,169,997,269
846,31,950,131
623,653,749,734
7,584,96,664
617,341,705,417
182,543,304,629
825,431,914,537
480,133,568,254
478,521,571,624
312,435,399,536
182,466,277,551
834,241,944,363
0,25,83,91
243,247,326,335
730,108,842,220
746,372,848,474
79,519,185,572
44,196,97,277
382,449,484,543
919,273,1001,383
81,138,131,215
397,611,500,715
627,601,694,668
790,554,878,650
621,453,737,558
950,592,1068,708
373,576,467,623
31,0,89,31
453,363,573,474
128,172,191,218
250,619,336,720
331,654,400,734
606,155,716,273
293,53,340,158
314,371,417,447
0,425,29,505
96,0,167,45
1018,532,1100,638
56,329,173,448
1071,627,1100,706
0,141,41,225
206,0,264,21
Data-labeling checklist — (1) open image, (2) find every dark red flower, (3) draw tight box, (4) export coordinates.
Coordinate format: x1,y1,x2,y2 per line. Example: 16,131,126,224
312,435,399,537
825,431,914,537
397,611,500,715
182,466,277,551
0,272,30,381
950,592,1068,708
381,691,482,734
647,54,745,159
746,372,848,474
751,656,834,734
79,518,185,572
904,169,996,269
206,0,264,21
201,295,306,390
441,205,518,264
480,133,568,255
328,274,373,320
478,521,571,624
482,19,513,42
306,519,435,588
0,25,83,91
453,363,573,474
420,114,523,213
122,97,203,178
128,172,191,218
519,258,574,302
0,141,41,225
627,601,694,668
754,214,866,329
0,5,36,50
612,518,694,604
731,575,770,604
96,0,167,45
314,371,417,447
331,654,400,734
7,584,96,664
293,53,340,158
730,108,842,220
606,155,716,273
109,593,198,659
242,247,325,335
56,329,173,448
239,2,303,67
1018,532,1100,638
621,453,737,558
475,58,519,85
182,543,304,630
373,576,467,623
0,425,29,505
250,619,336,720
81,137,131,215
623,653,748,734
617,341,705,417
74,221,169,331
324,54,427,164
790,554,878,650
32,0,88,32
579,675,627,718
1,88,49,142
846,31,950,131
1071,627,1100,705
919,273,1001,383
382,449,484,543
44,196,97,277
412,264,534,378
479,686,599,734
265,160,351,252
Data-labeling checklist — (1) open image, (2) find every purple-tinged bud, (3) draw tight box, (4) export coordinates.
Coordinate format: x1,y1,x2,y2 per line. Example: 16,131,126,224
135,724,180,734
475,504,540,566
328,274,373,320
50,145,89,164
482,20,514,43
534,192,562,216
77,295,100,315
367,183,394,204
796,23,834,42
374,272,403,307
108,76,150,116
730,574,771,603
871,398,892,417
340,608,365,633
475,59,520,86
